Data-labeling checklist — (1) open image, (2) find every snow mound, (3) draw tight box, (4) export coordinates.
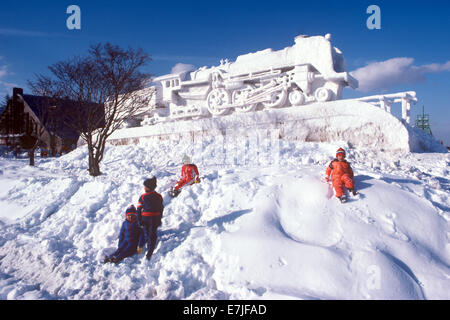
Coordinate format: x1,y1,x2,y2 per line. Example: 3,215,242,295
217,167,448,299
276,176,342,247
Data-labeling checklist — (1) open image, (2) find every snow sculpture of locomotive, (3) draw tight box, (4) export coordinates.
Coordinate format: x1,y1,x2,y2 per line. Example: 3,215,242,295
147,34,358,123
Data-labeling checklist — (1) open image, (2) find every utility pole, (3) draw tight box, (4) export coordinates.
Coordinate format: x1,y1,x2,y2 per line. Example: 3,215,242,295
415,105,432,135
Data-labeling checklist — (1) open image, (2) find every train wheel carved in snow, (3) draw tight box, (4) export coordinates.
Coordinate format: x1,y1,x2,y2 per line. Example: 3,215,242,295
207,88,231,116
262,89,287,108
314,87,332,102
232,85,257,113
288,89,306,106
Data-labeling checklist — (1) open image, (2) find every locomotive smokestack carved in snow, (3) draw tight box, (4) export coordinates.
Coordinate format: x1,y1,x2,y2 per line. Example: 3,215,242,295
148,34,358,122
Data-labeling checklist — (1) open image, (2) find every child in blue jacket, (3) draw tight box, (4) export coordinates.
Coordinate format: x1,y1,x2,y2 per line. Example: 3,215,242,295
137,177,164,261
104,205,145,264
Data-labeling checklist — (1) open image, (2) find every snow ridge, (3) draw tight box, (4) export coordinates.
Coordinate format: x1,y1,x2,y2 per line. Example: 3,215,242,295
109,100,448,153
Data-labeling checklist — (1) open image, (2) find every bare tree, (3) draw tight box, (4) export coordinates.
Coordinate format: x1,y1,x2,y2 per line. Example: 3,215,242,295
29,43,152,176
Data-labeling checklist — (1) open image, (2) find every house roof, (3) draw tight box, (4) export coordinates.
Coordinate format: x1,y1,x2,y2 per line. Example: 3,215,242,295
21,94,79,140
21,94,104,140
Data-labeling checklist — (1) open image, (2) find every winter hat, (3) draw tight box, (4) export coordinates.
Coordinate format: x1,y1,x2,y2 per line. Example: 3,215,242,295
143,177,157,190
182,154,191,164
125,205,136,215
125,205,137,221
336,148,346,157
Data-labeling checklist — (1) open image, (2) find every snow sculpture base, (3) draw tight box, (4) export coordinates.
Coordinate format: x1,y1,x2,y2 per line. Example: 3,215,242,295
108,100,446,153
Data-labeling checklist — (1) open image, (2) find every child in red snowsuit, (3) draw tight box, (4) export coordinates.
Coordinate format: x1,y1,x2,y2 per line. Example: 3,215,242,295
170,155,200,197
325,148,357,202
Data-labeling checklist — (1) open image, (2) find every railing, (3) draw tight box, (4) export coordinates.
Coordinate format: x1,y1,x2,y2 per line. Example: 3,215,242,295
352,91,418,124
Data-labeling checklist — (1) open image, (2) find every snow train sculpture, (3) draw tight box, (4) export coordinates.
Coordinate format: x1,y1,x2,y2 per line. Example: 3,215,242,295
143,34,358,124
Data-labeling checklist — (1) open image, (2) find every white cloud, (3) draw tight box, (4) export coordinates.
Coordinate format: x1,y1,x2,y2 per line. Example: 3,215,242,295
171,63,196,74
0,64,19,97
0,28,59,37
1,80,19,89
0,65,7,78
350,58,450,92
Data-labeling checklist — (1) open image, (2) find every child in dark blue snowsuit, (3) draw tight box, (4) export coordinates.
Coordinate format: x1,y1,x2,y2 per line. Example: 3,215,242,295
104,205,145,264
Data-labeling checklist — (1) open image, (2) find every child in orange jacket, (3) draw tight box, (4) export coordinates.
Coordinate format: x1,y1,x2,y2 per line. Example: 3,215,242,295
169,155,200,197
325,148,357,203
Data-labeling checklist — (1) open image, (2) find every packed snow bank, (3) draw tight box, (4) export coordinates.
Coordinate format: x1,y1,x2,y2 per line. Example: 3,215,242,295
221,172,448,299
0,138,449,300
109,100,447,153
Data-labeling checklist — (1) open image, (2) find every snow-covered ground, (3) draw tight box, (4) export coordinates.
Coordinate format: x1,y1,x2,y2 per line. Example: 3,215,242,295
0,135,449,300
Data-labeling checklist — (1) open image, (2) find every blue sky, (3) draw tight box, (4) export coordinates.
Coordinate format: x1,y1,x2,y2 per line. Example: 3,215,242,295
1,0,449,145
